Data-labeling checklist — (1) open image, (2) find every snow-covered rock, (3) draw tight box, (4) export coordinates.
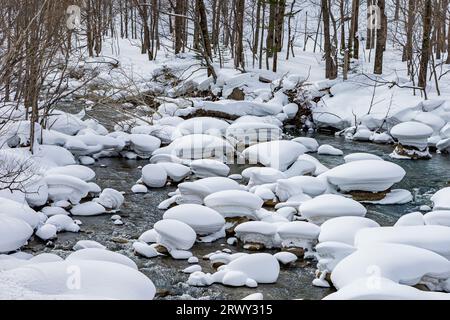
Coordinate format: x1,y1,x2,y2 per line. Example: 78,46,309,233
431,187,450,211
394,212,425,227
96,188,124,210
133,242,159,258
235,221,278,249
0,216,33,253
275,176,327,201
300,194,367,225
355,225,450,259
324,276,450,300
317,144,343,156
129,134,161,158
46,165,95,182
424,211,450,227
73,240,106,251
277,221,321,251
70,201,106,216
190,159,230,178
35,224,57,241
292,137,319,153
0,260,155,299
0,198,40,228
226,122,282,147
153,134,234,161
159,162,191,182
243,141,307,171
188,253,280,288
274,252,298,265
331,243,450,291
319,160,406,193
390,121,433,159
243,167,286,187
204,190,264,219
141,164,168,188
44,174,90,204
344,153,383,163
154,219,197,251
132,184,148,194
46,215,80,233
163,204,225,235
176,177,242,205
319,216,380,245
66,248,137,270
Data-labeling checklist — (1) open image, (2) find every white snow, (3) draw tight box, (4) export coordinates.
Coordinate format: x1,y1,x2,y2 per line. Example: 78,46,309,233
319,160,406,193
300,194,367,225
154,219,197,251
163,204,225,235
243,140,307,171
204,190,264,219
319,217,380,245
190,159,230,178
141,164,168,188
331,243,450,291
0,216,33,253
70,201,106,216
317,144,344,156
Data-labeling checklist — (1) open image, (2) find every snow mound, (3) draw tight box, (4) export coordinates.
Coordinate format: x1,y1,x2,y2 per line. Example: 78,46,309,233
201,100,284,117
300,194,367,225
344,153,383,163
292,137,319,153
277,221,321,250
190,159,230,178
391,121,433,150
154,219,197,251
46,165,95,182
141,164,168,188
319,216,380,245
44,174,90,204
431,187,450,211
204,190,264,219
331,243,450,290
355,225,450,259
96,188,124,210
235,221,278,249
319,160,406,192
177,177,242,204
70,201,106,216
243,141,307,171
163,204,225,235
0,260,155,300
317,144,343,156
324,276,450,300
0,216,33,253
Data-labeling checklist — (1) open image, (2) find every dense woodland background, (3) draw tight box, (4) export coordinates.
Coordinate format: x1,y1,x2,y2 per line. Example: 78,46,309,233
0,0,448,144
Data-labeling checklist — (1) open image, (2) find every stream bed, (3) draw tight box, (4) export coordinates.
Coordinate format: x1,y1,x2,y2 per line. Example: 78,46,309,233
25,103,450,300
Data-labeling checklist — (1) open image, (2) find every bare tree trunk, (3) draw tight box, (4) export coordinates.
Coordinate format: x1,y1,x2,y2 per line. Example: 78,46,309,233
374,0,386,74
174,0,183,54
348,0,360,58
234,0,245,69
253,0,262,67
322,0,336,79
419,0,432,89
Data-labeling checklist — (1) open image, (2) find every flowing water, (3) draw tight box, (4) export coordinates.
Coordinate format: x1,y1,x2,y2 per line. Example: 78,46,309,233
27,104,450,300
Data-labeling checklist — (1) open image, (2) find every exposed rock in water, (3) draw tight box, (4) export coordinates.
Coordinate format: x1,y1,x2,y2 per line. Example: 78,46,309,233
243,243,266,251
228,87,245,101
348,189,389,202
391,143,432,160
225,216,251,237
